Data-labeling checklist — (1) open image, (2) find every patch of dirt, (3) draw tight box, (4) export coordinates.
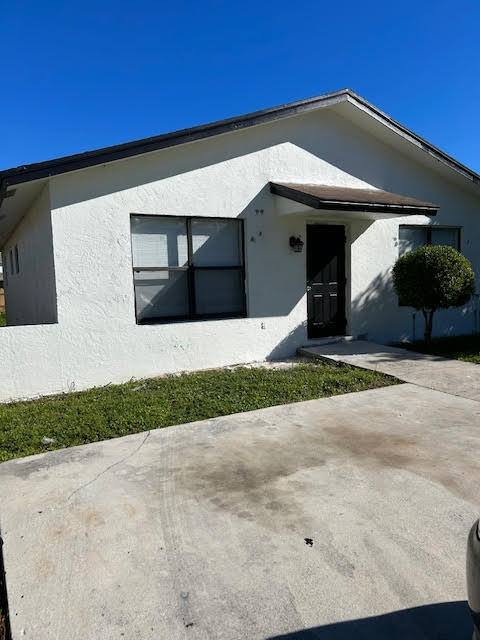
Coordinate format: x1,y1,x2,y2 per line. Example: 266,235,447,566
0,608,7,640
0,536,11,640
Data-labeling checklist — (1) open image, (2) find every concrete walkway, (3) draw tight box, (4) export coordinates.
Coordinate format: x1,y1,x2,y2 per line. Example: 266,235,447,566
1,382,479,639
300,340,480,402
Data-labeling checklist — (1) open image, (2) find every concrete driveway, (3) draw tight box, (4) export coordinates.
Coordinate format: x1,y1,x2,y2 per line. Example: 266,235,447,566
1,381,479,639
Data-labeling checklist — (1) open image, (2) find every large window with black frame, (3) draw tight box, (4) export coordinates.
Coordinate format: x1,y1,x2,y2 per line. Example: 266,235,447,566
130,215,246,323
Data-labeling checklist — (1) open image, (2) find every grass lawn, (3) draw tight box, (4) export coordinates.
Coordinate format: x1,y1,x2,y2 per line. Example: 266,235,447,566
400,334,480,364
0,362,398,463
0,312,5,327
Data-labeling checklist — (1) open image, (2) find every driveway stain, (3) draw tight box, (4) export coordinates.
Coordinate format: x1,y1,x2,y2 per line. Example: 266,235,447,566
174,430,328,532
169,410,479,535
323,423,478,502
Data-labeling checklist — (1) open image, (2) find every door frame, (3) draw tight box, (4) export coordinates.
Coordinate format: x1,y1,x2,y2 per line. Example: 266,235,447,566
306,223,347,339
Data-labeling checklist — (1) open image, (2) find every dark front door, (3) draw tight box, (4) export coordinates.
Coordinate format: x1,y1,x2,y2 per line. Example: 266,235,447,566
306,225,346,338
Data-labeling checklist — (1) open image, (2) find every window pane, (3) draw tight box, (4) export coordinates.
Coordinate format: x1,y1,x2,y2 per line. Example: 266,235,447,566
131,216,188,267
194,269,244,315
191,219,241,266
134,270,188,320
399,227,428,255
431,228,459,249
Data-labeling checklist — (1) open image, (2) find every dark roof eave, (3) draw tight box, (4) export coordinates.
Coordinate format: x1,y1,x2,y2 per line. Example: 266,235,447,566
270,182,438,216
293,201,437,216
0,88,478,207
0,89,351,189
319,200,437,210
313,202,437,215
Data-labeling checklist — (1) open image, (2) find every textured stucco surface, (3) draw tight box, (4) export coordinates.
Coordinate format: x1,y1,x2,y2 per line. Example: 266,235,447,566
0,383,478,639
0,107,479,401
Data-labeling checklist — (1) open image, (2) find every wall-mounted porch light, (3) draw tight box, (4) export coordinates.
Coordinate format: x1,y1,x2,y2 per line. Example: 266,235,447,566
289,235,304,253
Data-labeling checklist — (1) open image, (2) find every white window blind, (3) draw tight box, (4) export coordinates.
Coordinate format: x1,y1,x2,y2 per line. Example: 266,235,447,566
131,216,188,267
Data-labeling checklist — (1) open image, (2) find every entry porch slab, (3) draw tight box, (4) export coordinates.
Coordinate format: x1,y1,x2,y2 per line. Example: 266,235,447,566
299,340,480,402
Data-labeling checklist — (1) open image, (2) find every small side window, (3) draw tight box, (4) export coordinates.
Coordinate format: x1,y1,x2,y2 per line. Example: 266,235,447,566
14,245,19,274
9,250,13,275
399,225,461,256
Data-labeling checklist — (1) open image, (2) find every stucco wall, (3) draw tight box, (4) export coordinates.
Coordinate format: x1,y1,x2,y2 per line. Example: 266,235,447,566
2,185,57,326
0,107,478,401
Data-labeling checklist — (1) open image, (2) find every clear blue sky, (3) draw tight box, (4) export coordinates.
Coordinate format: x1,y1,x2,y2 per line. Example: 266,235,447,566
1,0,479,172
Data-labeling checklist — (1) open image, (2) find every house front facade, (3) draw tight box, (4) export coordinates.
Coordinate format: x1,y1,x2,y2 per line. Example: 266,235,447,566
0,89,478,402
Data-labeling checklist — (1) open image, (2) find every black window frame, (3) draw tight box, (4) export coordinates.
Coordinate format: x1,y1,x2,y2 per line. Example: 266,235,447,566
130,214,247,324
398,224,462,256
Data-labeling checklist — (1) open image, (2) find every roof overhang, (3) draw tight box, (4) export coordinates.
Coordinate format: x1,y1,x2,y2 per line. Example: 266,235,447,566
0,179,48,247
1,88,479,196
270,182,438,218
0,88,475,242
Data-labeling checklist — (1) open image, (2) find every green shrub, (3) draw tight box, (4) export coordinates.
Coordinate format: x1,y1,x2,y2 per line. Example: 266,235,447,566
392,244,475,343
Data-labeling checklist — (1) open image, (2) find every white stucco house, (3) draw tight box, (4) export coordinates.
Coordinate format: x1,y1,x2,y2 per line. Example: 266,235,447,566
0,89,479,402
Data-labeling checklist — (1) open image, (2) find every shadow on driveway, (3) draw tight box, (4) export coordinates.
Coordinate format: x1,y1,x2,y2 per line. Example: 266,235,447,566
268,600,471,639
